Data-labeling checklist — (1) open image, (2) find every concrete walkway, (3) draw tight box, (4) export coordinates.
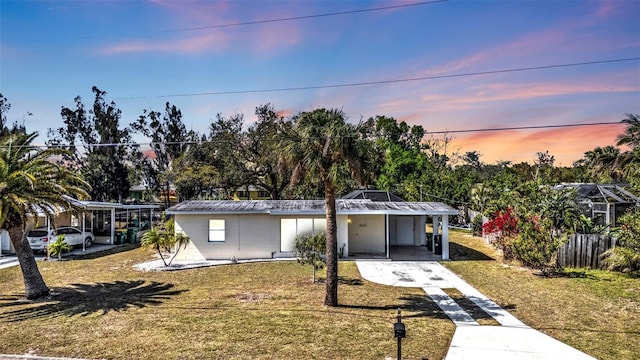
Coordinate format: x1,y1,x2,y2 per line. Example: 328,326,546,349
356,261,596,360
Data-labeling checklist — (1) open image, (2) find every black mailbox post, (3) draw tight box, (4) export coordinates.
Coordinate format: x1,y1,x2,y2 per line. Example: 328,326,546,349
394,322,406,338
394,308,406,360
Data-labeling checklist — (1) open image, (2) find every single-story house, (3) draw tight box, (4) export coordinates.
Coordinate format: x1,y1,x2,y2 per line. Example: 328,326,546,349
166,198,459,261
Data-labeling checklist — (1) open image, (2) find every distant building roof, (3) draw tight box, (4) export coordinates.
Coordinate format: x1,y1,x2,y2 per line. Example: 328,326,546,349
341,190,405,202
554,183,639,204
166,199,458,216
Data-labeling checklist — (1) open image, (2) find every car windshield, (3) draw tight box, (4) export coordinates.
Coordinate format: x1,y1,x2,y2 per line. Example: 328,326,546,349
27,230,49,237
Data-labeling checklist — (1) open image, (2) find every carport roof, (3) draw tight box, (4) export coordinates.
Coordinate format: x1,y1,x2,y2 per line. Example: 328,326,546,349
166,199,458,216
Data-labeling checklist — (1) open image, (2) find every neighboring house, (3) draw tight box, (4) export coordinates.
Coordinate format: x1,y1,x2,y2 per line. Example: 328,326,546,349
232,185,271,201
1,199,159,254
555,183,639,227
166,196,458,261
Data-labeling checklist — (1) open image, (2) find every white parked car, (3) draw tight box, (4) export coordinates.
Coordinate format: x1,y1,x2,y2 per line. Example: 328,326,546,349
27,226,94,253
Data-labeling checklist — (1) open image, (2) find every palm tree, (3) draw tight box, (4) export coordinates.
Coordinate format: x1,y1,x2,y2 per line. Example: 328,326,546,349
578,146,630,183
617,114,640,150
141,217,190,266
284,109,371,307
0,132,89,299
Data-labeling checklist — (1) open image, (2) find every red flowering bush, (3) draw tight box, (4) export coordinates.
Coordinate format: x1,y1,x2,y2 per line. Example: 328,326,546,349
482,208,519,259
482,207,518,236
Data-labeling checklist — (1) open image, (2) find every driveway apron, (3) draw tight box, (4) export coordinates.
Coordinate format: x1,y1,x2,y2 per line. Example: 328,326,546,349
356,261,596,360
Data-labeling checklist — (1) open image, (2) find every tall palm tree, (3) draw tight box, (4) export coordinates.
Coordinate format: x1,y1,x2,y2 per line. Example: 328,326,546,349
284,109,370,307
0,132,89,299
579,146,629,183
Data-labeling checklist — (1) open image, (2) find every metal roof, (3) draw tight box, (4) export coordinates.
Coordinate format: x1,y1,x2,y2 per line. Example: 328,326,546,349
166,199,458,216
554,183,640,204
61,196,160,211
341,189,406,202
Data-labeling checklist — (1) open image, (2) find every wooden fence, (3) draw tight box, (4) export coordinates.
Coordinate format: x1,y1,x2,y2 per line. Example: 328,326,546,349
556,234,616,269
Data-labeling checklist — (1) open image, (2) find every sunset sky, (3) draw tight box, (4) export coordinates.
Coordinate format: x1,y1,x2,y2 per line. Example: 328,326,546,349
1,0,639,166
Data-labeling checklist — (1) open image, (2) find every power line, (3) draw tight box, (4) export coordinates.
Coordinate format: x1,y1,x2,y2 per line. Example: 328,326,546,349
116,57,640,100
425,121,623,134
14,120,625,149
22,1,447,43
166,1,448,32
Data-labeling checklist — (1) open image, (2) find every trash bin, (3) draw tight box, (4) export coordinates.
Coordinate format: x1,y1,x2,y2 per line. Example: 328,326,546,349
116,231,125,245
127,228,138,244
425,232,433,251
434,235,442,255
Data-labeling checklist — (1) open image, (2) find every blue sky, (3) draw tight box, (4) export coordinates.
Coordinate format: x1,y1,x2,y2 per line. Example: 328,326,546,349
1,0,639,165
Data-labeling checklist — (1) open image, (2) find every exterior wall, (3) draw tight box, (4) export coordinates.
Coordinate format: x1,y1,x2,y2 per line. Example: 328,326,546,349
173,211,451,260
337,215,349,257
415,215,426,246
174,213,354,260
175,213,281,260
347,214,385,253
388,216,397,245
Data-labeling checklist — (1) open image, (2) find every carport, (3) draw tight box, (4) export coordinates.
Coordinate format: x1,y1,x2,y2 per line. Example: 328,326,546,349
344,201,459,260
31,197,159,248
343,190,459,260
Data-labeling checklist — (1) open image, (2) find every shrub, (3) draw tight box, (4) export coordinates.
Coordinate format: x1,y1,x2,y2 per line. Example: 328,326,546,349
47,234,72,260
601,207,640,275
294,232,326,283
471,214,483,236
511,218,565,274
601,247,640,274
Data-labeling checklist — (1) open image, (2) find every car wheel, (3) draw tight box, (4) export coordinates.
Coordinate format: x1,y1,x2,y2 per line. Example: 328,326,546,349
84,237,93,248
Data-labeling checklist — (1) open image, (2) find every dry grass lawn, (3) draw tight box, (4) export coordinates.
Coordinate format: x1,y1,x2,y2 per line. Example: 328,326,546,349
1,233,638,359
0,246,454,360
445,231,640,360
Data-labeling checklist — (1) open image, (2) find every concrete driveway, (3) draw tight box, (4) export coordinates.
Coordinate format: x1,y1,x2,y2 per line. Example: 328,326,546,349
0,244,118,270
356,261,596,360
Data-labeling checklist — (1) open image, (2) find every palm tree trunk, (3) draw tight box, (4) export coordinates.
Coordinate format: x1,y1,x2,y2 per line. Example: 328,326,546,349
8,226,50,300
324,185,338,307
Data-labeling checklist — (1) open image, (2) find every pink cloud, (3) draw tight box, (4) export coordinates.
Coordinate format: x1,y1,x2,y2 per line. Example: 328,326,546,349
147,0,232,26
452,82,639,105
451,122,628,165
102,2,304,55
100,32,229,54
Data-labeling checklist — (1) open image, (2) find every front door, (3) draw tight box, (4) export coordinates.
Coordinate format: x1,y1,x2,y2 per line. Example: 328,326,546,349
396,216,414,246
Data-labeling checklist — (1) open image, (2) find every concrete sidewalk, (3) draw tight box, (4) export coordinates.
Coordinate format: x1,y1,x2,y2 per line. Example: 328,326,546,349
356,261,595,360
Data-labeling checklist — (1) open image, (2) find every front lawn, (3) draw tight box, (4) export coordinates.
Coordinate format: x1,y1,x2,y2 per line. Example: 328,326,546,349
0,248,454,360
2,234,637,359
445,231,640,360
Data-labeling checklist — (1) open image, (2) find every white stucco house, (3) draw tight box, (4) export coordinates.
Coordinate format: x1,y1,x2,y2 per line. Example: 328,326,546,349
166,196,458,261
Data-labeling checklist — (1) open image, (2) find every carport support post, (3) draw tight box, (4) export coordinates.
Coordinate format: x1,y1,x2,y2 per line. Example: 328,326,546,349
385,214,390,258
110,208,116,245
81,212,86,251
442,215,449,260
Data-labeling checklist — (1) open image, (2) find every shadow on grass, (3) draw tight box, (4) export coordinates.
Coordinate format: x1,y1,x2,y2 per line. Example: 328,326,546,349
449,242,494,261
316,276,364,286
0,280,186,322
339,294,450,320
70,244,140,260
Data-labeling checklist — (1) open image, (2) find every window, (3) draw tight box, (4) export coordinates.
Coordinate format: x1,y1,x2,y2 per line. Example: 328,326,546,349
208,219,225,242
280,218,326,252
